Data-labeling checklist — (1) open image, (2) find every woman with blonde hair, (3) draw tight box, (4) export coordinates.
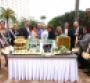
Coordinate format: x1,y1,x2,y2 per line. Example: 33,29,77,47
55,26,63,36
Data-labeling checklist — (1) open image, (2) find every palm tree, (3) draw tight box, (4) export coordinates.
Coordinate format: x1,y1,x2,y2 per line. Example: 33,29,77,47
0,7,16,28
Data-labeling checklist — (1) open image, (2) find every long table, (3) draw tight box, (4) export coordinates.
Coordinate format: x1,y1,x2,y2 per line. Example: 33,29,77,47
8,54,79,82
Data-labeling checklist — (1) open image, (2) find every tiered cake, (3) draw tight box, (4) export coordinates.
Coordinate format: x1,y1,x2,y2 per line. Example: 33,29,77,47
14,36,26,50
56,36,70,49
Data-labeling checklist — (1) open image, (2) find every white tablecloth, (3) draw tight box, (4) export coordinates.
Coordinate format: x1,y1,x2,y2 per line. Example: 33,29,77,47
8,55,78,82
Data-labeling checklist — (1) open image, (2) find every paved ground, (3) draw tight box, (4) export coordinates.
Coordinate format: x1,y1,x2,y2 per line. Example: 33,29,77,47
0,56,90,83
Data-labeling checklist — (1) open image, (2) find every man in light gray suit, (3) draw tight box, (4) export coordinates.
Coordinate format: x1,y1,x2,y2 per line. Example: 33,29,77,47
78,27,90,53
78,33,90,53
78,27,90,69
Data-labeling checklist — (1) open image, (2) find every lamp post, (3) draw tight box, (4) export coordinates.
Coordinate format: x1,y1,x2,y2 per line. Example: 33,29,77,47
75,0,80,21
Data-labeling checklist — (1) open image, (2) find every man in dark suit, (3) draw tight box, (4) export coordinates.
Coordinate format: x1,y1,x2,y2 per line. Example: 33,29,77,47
17,20,31,39
68,21,80,49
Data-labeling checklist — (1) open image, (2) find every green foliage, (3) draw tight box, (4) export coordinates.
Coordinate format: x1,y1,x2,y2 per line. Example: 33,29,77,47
29,19,37,27
54,45,69,54
0,7,16,28
18,19,38,28
18,21,24,28
48,11,89,29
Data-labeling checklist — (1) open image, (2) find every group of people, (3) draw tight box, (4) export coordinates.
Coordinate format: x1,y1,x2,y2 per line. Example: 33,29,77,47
0,20,89,50
0,19,90,67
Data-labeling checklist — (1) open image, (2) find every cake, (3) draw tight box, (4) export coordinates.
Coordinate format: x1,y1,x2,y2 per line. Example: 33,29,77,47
14,36,26,50
56,36,70,49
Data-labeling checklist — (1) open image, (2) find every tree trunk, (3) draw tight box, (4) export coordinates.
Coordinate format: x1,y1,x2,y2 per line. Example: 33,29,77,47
6,17,9,29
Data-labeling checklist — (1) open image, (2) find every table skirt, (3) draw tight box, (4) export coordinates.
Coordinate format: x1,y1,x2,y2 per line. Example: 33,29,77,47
8,58,78,82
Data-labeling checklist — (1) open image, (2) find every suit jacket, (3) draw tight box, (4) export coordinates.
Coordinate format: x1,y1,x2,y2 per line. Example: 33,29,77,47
68,28,82,49
48,29,55,40
68,29,75,49
17,27,31,39
78,33,90,52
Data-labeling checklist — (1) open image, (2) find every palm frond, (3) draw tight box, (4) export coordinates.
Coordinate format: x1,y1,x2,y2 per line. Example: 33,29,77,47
0,7,16,21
